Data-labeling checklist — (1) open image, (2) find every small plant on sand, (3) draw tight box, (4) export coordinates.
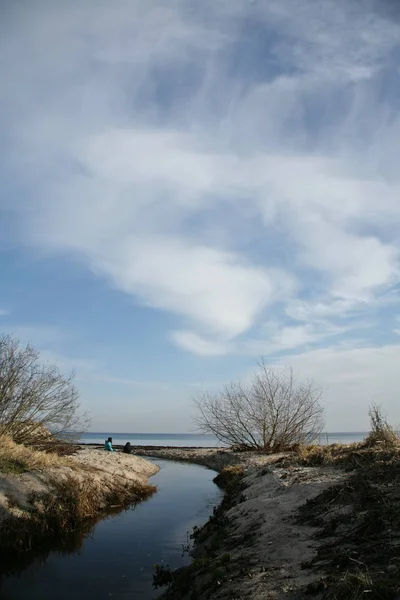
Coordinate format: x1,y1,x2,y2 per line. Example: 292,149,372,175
325,569,389,600
219,553,231,565
365,403,399,449
0,455,28,474
153,564,173,588
213,465,244,488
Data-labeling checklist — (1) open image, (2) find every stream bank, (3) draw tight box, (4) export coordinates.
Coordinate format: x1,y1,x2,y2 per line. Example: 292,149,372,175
0,458,222,599
0,439,159,560
147,444,400,600
157,458,346,599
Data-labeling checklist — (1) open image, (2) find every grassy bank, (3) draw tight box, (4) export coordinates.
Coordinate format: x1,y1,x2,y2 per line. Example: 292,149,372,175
0,436,157,562
294,443,400,599
153,441,400,600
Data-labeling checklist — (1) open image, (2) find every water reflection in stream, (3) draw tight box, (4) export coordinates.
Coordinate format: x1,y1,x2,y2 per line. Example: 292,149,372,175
0,459,222,600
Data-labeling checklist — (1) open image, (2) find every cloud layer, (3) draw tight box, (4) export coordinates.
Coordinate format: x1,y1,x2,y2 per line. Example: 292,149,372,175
1,0,400,358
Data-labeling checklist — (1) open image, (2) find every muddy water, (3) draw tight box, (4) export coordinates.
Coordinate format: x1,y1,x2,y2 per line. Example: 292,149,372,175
0,459,222,600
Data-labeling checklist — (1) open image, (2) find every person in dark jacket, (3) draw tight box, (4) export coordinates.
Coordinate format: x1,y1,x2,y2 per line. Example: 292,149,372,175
122,442,132,454
104,437,114,451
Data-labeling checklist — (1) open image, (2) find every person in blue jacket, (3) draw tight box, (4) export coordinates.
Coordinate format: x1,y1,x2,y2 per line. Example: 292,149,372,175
104,437,114,451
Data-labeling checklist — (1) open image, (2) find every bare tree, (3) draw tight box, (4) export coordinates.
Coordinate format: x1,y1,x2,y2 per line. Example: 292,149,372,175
0,334,89,445
193,361,324,451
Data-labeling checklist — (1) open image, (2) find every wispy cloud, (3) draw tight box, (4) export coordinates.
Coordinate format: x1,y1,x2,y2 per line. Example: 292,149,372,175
1,324,68,347
1,0,400,357
271,343,400,430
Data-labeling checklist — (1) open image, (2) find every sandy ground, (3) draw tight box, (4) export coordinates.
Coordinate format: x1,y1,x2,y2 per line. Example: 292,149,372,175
72,448,159,483
0,448,159,520
210,465,346,599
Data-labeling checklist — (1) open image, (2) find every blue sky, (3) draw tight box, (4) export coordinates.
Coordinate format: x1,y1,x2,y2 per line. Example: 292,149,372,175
1,0,400,432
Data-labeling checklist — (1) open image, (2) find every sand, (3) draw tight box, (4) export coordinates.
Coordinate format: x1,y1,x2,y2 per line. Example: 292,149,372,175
0,448,159,521
209,465,346,599
72,447,159,483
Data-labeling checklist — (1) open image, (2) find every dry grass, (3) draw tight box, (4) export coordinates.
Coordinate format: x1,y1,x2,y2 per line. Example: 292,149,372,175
297,446,400,599
0,474,156,555
364,404,399,450
325,569,375,600
29,475,156,533
213,465,245,489
0,434,77,472
292,442,361,467
0,435,157,556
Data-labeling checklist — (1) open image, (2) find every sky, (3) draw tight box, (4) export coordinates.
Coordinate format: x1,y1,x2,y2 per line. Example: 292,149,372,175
1,0,400,433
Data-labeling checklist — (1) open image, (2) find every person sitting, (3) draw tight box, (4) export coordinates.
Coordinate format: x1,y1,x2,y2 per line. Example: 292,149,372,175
122,442,132,454
104,437,114,452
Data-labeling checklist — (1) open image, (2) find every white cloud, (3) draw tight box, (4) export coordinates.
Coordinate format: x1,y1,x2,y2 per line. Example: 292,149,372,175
170,331,231,356
240,321,349,357
273,344,400,431
95,236,287,338
1,0,400,358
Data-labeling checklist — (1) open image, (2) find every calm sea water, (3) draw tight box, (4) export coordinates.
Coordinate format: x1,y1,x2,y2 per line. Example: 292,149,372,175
80,432,225,446
0,459,222,600
80,431,368,446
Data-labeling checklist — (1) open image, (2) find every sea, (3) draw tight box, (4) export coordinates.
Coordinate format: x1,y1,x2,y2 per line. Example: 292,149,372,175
79,431,368,446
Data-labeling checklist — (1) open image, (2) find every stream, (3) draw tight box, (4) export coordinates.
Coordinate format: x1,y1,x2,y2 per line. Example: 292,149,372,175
0,459,222,600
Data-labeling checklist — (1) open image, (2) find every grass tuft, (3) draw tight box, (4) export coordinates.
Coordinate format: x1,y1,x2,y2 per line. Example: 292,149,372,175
213,465,245,489
0,434,77,471
297,445,400,600
364,404,399,450
0,456,28,474
325,569,395,600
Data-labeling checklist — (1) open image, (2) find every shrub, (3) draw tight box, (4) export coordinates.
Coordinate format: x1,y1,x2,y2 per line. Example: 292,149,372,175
194,360,324,451
0,334,89,445
365,404,399,449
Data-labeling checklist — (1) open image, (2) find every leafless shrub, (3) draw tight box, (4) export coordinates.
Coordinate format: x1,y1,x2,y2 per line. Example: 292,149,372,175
193,361,324,451
365,403,399,449
0,334,89,445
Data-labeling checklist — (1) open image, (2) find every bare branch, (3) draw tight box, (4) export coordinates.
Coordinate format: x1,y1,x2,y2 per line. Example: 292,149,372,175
193,360,324,451
0,334,90,444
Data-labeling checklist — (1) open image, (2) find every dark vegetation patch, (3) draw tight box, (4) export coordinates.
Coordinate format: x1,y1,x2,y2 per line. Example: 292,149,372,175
0,456,28,475
297,446,400,599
